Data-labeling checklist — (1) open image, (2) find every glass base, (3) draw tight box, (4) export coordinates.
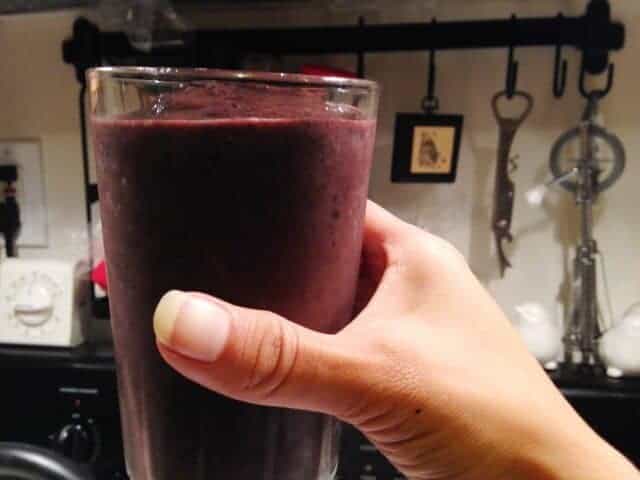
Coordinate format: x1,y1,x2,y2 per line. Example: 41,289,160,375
122,410,341,480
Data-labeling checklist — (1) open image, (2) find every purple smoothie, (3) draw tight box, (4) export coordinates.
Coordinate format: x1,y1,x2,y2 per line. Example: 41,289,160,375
92,83,376,480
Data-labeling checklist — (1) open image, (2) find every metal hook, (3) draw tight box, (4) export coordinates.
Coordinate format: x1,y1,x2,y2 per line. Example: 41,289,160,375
356,16,366,79
506,45,519,99
427,47,436,101
553,16,568,98
505,15,519,99
579,59,614,99
553,44,568,98
422,18,439,113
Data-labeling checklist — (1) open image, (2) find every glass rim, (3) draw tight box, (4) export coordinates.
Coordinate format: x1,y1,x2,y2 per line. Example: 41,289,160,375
87,66,379,92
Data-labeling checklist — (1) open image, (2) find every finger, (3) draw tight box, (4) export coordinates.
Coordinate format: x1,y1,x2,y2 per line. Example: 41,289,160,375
353,204,392,315
363,200,410,245
352,201,423,319
366,200,466,270
154,290,368,416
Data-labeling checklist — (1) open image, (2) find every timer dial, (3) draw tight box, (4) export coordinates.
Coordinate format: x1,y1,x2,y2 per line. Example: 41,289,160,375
6,272,61,328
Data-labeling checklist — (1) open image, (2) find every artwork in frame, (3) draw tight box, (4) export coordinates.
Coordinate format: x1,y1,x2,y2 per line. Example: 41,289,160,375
391,113,464,183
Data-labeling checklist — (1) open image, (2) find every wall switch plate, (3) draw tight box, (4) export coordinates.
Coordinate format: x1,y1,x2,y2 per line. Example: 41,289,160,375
0,140,48,248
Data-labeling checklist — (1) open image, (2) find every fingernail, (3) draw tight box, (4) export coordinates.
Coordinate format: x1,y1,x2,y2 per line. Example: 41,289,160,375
154,290,230,362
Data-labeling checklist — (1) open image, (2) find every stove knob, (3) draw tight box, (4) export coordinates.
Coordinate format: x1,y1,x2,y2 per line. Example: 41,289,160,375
54,422,96,463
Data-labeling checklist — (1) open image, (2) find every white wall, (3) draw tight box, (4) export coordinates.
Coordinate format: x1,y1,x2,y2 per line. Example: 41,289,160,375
0,10,86,261
0,0,637,332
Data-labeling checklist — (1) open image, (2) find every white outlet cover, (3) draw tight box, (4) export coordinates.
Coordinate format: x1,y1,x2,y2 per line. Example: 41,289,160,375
0,140,48,248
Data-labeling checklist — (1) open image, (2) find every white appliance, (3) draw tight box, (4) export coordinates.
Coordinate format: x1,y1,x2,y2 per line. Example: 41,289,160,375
0,259,88,347
599,302,640,378
513,302,563,370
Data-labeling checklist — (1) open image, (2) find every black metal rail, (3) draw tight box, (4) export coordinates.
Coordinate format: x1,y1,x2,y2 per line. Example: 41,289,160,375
193,15,621,56
64,0,624,82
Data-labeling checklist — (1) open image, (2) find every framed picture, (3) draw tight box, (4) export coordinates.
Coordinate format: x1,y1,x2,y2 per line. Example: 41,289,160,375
391,113,464,183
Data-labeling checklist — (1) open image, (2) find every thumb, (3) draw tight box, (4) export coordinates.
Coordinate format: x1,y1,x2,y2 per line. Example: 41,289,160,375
153,290,367,416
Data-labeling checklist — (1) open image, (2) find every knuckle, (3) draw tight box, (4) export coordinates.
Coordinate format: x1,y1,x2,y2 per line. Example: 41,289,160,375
421,231,467,267
399,226,470,278
241,315,299,400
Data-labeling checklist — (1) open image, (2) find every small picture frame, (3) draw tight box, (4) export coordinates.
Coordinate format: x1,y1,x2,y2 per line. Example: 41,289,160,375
391,113,464,183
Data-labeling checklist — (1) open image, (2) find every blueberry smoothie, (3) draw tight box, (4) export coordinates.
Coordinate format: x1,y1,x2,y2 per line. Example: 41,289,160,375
91,79,376,479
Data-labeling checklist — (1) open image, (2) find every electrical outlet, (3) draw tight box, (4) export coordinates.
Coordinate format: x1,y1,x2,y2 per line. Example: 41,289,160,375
0,140,48,248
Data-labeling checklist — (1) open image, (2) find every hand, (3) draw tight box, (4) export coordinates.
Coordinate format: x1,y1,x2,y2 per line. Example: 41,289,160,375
153,201,638,480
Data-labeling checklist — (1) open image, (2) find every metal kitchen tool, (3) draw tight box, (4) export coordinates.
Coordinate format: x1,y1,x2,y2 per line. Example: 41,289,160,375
550,93,626,365
550,97,625,194
491,90,534,277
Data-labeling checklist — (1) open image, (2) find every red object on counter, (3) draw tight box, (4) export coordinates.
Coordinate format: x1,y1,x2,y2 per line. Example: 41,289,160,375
301,64,358,79
91,260,108,291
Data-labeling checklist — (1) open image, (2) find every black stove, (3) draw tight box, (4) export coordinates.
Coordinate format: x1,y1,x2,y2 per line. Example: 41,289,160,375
0,344,125,479
1,344,638,480
0,343,407,479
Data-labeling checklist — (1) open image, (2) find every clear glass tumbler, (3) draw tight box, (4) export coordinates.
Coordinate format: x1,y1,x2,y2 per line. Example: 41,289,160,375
88,67,379,480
